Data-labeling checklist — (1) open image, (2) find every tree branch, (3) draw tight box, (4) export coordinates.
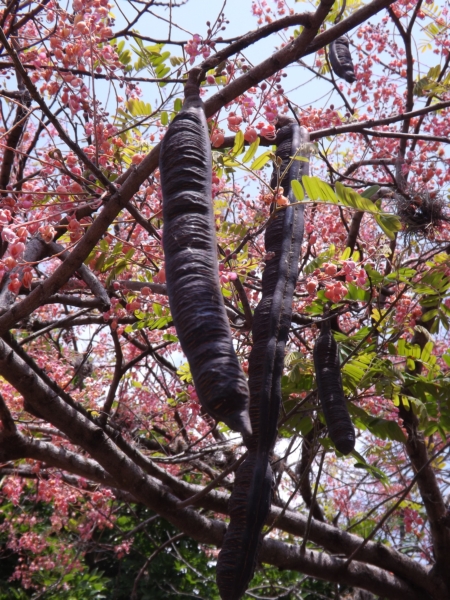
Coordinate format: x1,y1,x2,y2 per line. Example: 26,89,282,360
0,428,119,488
48,241,110,310
260,539,431,600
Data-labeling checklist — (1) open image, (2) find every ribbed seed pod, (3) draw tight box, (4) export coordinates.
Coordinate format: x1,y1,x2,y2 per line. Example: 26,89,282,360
217,122,309,600
216,452,272,600
159,87,251,437
247,123,307,452
329,36,356,84
313,318,355,455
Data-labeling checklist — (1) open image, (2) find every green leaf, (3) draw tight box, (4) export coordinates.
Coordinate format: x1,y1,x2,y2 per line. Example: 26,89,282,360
375,213,402,240
354,462,388,483
421,341,434,363
336,182,380,213
152,51,171,66
361,185,380,198
163,333,178,342
152,302,162,317
161,111,169,125
291,179,304,201
250,151,272,170
302,175,321,200
177,362,192,382
242,137,260,163
367,417,407,443
345,282,370,301
386,267,417,281
421,309,439,322
407,358,415,370
231,130,244,157
317,179,338,203
340,247,352,260
398,339,421,358
221,156,241,167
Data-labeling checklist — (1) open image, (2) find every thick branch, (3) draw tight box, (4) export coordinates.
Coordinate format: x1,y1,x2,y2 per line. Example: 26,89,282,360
260,539,430,600
217,101,450,150
0,429,119,488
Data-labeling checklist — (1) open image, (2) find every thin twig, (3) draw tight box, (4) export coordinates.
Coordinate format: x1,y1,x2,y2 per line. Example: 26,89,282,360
300,449,325,555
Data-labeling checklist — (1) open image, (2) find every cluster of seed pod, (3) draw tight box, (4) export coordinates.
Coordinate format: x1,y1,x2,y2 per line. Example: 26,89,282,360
160,81,355,600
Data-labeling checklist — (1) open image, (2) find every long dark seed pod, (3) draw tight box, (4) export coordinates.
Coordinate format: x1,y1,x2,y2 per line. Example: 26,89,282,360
313,317,355,455
329,36,356,84
217,122,309,600
159,83,251,437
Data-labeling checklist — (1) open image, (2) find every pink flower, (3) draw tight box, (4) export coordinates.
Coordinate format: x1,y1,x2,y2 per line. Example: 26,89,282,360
39,224,56,243
10,242,25,259
356,268,367,287
0,209,11,226
1,227,16,243
227,112,243,132
306,278,318,295
260,124,276,139
244,127,258,143
324,281,347,303
211,130,225,147
324,263,337,276
22,268,33,289
8,276,21,294
185,35,202,64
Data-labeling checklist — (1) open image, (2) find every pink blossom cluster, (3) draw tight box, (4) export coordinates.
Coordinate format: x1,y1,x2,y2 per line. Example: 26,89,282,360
184,34,211,64
219,261,238,284
341,260,368,286
251,0,293,25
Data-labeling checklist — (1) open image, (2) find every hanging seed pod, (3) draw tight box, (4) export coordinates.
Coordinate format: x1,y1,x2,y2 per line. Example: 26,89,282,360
216,452,272,600
217,122,309,600
159,83,251,437
313,317,355,455
329,36,356,84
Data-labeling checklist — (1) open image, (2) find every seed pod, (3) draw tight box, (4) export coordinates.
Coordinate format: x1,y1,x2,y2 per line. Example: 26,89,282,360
216,452,272,600
248,122,309,453
329,36,356,84
217,122,309,600
313,318,355,455
159,86,251,437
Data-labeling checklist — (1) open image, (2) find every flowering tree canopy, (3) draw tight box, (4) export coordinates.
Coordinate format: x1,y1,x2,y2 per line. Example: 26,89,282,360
1,0,450,598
